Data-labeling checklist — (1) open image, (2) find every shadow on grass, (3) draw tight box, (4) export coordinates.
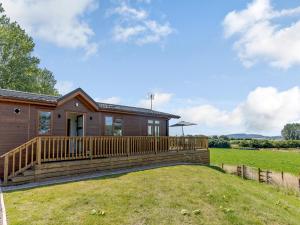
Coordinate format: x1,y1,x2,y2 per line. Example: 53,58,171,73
3,172,127,193
3,163,222,193
207,165,226,173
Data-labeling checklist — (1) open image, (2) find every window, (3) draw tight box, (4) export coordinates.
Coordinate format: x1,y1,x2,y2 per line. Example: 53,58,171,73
148,120,160,136
105,116,123,136
105,116,113,135
38,111,52,135
155,121,160,136
148,125,153,136
113,118,123,136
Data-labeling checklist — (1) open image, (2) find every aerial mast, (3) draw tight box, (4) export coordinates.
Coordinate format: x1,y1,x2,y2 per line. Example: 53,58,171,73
148,93,155,110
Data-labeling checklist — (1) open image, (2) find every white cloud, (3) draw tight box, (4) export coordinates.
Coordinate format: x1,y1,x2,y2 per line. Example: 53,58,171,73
111,4,148,20
136,20,173,45
55,81,75,95
138,92,173,109
95,97,121,104
113,25,146,42
176,87,300,134
109,1,174,45
136,0,151,4
223,0,300,68
1,0,99,56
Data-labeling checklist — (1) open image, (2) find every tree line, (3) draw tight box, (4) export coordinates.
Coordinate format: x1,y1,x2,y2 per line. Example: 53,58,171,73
0,4,58,95
209,123,300,149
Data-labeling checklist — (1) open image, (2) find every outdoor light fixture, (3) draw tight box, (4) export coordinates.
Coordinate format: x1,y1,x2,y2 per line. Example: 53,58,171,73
14,108,21,114
75,102,79,107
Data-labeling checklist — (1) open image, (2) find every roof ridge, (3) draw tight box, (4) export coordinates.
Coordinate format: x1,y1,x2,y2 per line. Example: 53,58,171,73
0,88,180,118
97,101,178,116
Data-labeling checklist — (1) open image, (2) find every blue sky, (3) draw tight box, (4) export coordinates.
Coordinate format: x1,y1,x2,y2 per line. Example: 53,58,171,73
2,0,300,136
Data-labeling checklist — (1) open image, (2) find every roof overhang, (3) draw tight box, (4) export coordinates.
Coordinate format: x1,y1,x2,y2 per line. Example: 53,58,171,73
0,96,57,107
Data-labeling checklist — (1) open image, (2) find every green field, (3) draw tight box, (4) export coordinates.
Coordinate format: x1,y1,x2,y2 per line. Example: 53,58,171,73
4,165,300,225
210,148,300,174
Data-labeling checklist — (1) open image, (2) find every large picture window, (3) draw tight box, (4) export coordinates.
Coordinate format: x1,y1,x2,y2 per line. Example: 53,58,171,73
113,118,123,136
148,120,160,136
38,111,52,135
105,116,123,136
105,116,113,135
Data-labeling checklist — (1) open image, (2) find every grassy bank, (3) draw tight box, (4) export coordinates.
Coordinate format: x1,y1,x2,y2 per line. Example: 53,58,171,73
4,165,300,225
210,148,300,174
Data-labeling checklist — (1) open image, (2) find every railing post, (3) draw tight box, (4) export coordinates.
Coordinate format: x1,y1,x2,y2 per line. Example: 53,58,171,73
37,137,42,166
3,155,8,185
127,137,130,156
155,137,157,154
89,137,93,160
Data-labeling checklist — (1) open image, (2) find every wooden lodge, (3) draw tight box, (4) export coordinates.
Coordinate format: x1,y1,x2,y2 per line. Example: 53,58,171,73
0,88,209,186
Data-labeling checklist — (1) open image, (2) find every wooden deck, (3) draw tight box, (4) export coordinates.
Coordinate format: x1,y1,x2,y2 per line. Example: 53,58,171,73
1,136,208,186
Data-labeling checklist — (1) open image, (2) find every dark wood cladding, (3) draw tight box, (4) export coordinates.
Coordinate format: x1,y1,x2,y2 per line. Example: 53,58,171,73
0,96,170,175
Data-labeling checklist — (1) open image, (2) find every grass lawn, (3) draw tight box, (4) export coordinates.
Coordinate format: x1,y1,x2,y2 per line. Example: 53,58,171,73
4,165,300,225
210,148,300,175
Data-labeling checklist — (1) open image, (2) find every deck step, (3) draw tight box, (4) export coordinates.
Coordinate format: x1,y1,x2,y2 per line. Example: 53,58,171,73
23,170,35,176
23,170,34,176
11,175,35,184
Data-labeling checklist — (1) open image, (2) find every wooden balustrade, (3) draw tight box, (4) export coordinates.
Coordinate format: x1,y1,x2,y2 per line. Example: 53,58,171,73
1,137,39,184
1,136,208,185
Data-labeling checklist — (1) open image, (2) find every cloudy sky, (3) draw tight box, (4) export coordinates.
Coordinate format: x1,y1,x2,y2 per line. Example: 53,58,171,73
2,0,300,136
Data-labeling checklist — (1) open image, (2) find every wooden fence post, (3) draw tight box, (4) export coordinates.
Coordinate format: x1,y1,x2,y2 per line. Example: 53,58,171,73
221,163,224,169
266,170,271,184
37,137,42,166
258,168,261,183
3,155,8,185
281,171,284,183
242,165,246,179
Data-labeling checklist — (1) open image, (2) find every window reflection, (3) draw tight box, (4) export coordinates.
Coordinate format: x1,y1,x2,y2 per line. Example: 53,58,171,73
38,111,52,135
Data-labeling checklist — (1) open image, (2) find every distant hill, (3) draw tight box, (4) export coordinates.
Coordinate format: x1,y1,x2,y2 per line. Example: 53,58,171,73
224,133,282,140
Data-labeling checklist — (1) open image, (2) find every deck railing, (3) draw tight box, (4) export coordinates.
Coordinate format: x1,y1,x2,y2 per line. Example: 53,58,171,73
1,136,208,184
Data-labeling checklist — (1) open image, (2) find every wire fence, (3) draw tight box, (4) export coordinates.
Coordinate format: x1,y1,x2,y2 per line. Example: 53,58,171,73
218,163,300,192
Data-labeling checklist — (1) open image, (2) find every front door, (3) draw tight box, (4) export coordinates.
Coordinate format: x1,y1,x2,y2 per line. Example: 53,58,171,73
67,113,84,154
67,113,84,137
76,115,84,136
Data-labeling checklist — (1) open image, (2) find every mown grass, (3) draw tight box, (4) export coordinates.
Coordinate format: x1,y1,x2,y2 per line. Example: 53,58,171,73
210,148,300,174
4,165,300,225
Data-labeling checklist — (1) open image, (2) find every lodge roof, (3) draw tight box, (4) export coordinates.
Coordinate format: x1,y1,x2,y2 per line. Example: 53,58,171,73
0,88,180,119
